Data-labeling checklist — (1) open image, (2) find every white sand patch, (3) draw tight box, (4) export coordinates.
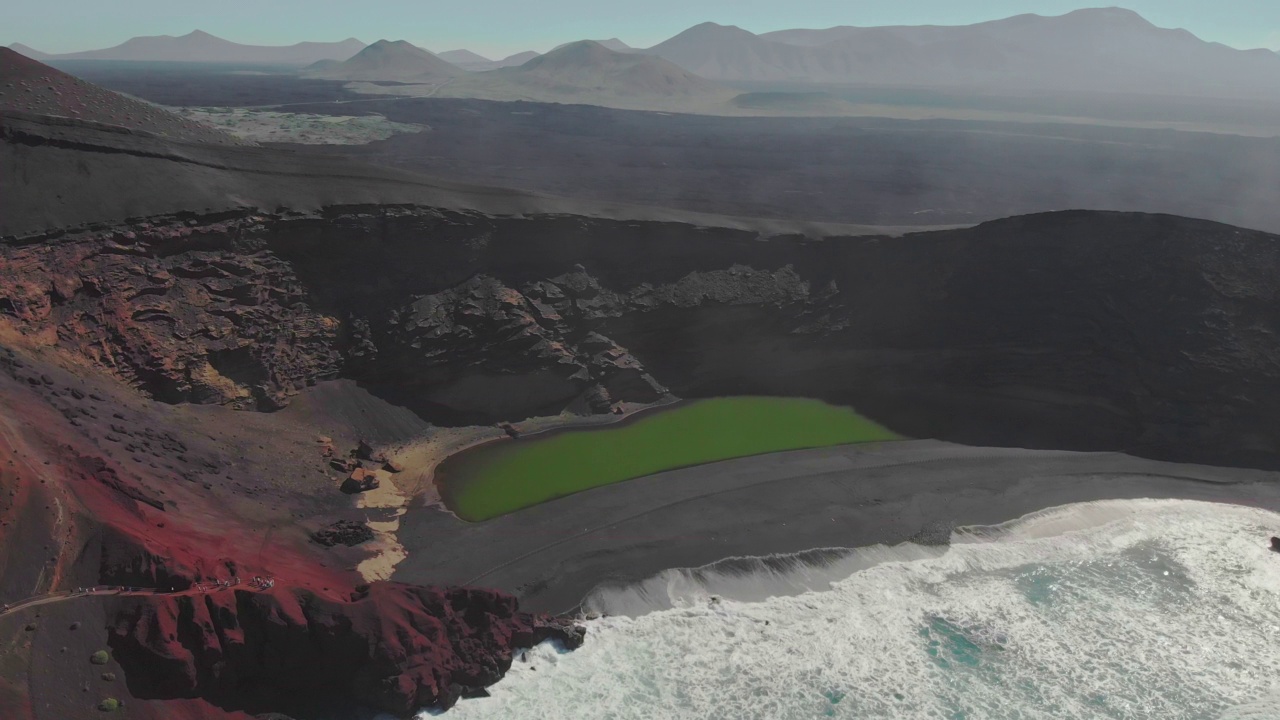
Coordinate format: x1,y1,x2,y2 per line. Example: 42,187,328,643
175,107,426,144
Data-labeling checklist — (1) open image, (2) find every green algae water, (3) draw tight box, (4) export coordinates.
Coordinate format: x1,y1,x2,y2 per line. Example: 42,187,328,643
440,397,897,521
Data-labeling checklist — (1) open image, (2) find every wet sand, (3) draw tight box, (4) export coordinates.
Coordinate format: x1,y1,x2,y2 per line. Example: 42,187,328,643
354,399,679,581
393,440,1280,614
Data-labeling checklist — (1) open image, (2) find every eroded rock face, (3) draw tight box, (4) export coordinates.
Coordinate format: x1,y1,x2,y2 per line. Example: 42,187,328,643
360,273,671,419
0,216,339,410
108,583,584,716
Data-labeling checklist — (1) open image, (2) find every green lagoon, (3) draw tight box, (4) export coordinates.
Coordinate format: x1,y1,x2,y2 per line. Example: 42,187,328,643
440,396,898,521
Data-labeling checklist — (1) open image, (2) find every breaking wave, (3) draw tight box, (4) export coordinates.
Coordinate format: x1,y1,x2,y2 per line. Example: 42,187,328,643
437,499,1280,719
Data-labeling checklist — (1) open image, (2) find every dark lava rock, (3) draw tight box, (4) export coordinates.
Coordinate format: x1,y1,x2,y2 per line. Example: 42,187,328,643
354,439,376,461
339,468,379,494
311,520,374,547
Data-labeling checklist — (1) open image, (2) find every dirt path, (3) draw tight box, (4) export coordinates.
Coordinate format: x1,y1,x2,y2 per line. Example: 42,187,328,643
0,580,273,620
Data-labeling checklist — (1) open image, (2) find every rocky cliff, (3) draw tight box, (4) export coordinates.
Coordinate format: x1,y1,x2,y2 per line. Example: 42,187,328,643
0,337,584,719
2,205,1277,467
109,583,583,716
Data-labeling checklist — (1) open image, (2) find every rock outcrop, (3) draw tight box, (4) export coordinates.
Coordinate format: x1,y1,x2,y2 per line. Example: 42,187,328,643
359,272,670,420
108,583,584,716
0,215,340,410
312,520,374,547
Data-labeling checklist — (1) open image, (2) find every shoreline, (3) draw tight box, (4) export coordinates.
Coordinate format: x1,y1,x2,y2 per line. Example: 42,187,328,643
427,397,684,513
393,439,1280,615
433,396,896,520
354,397,683,580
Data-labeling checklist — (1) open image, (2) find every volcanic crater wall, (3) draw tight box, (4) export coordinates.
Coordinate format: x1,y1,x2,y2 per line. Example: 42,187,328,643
2,206,1278,467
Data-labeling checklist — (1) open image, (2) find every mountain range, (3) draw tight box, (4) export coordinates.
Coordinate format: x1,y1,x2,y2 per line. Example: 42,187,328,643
8,9,1279,103
642,8,1280,99
7,30,364,65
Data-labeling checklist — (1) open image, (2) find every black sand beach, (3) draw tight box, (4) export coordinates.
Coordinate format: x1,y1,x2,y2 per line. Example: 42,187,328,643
395,440,1280,614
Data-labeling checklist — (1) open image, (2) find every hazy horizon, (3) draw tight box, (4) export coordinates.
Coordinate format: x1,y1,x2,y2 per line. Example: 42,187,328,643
8,2,1280,59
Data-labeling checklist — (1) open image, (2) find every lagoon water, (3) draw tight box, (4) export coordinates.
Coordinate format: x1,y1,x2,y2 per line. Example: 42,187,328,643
437,499,1280,720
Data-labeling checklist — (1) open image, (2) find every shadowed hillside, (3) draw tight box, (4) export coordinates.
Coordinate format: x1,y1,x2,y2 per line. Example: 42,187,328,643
0,47,241,144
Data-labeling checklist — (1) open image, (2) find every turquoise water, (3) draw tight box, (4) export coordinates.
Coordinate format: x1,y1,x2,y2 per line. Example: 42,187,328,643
433,499,1280,720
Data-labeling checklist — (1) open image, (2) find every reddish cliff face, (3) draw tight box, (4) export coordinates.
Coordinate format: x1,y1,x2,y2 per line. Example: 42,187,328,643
109,583,584,716
0,340,584,719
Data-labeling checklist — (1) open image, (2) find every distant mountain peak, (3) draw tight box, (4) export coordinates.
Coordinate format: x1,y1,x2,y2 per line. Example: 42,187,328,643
654,21,762,49
6,43,48,59
543,39,614,58
689,21,737,30
439,49,493,64
521,40,623,71
311,37,459,79
1057,7,1156,27
686,21,753,35
367,39,414,49
594,38,633,52
505,37,722,99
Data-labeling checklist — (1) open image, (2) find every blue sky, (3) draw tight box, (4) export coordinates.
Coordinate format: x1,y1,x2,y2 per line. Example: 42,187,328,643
9,1,1280,58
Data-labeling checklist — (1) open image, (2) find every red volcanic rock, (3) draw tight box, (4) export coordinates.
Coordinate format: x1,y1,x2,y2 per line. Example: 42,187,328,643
108,582,584,716
340,468,379,494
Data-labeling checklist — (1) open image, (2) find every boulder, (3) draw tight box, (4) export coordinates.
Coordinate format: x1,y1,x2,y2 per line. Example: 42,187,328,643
311,520,374,547
340,468,379,494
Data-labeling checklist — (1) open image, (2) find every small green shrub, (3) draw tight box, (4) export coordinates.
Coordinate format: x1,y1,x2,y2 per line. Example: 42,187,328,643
98,697,120,712
89,650,109,665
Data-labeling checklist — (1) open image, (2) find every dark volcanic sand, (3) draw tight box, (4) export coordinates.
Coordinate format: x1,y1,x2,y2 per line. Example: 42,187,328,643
281,98,1280,232
395,440,1280,614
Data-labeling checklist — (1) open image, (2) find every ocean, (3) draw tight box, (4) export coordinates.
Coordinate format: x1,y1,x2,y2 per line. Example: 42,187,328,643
434,499,1280,719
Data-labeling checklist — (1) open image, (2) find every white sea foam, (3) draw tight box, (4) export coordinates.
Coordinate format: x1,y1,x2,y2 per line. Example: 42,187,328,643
435,499,1280,719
